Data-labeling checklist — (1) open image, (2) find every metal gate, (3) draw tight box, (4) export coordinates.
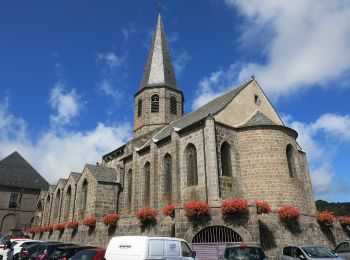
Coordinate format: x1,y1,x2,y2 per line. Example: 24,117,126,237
192,226,243,260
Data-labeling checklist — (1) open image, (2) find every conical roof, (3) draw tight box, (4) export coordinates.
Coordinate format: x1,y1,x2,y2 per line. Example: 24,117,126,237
139,14,178,90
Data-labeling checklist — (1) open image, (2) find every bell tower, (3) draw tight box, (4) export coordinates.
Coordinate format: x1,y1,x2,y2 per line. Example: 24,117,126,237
134,14,184,137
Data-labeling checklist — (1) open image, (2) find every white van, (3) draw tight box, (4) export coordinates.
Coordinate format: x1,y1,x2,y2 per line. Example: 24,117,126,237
105,236,197,260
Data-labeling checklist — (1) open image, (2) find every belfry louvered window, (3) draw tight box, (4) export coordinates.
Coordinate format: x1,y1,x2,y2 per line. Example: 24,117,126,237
170,96,177,115
186,143,198,186
138,99,142,117
151,94,159,113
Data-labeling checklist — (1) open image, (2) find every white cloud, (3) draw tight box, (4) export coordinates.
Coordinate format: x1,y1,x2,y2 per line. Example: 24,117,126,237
49,83,81,126
98,80,123,101
0,98,132,184
196,0,350,100
173,50,191,77
98,52,123,69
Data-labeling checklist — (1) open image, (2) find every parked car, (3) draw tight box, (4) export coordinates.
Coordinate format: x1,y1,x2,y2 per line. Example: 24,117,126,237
280,245,344,260
10,240,42,260
105,236,196,260
220,244,268,260
18,243,44,260
2,239,32,260
0,236,10,259
334,241,350,260
70,248,105,260
29,243,75,260
49,246,95,260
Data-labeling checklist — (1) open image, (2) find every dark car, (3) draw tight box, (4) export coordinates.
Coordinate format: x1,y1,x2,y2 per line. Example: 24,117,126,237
280,245,342,260
49,246,95,260
18,243,44,260
29,243,75,260
220,244,268,260
334,241,350,260
71,248,106,260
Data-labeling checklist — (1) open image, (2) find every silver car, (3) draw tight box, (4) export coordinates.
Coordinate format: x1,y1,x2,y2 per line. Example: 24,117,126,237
334,241,350,260
280,245,345,260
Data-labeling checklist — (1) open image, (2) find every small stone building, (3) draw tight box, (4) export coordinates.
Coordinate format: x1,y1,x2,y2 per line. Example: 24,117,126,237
0,151,49,235
34,14,350,259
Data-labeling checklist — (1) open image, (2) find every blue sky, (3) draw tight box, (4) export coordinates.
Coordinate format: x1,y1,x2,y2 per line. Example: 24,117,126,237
0,0,349,202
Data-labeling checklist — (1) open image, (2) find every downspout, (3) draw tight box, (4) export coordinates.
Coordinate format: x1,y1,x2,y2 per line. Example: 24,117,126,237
201,123,209,203
72,184,77,220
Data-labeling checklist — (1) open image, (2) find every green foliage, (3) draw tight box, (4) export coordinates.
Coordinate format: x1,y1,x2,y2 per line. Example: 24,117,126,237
316,200,350,216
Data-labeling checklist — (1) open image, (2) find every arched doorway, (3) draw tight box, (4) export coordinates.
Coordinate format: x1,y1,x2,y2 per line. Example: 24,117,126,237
192,226,243,260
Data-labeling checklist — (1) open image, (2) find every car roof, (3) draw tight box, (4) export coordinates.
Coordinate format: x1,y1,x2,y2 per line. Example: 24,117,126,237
80,248,105,252
284,245,327,248
57,246,94,250
225,244,263,248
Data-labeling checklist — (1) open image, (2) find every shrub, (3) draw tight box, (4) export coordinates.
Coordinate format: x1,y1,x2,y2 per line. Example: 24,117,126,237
136,208,158,225
184,201,211,220
82,217,96,227
162,203,179,218
101,214,120,226
66,220,79,229
316,211,336,225
338,216,350,226
277,205,300,221
255,201,272,214
221,199,249,219
53,223,65,231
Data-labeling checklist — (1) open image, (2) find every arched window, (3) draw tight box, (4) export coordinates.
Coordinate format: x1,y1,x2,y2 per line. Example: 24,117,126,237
151,94,159,113
170,96,177,115
127,169,132,211
286,144,296,178
81,180,88,211
137,99,142,117
144,162,151,207
221,142,232,177
46,195,51,224
163,154,172,197
64,186,71,221
186,144,198,186
54,189,61,216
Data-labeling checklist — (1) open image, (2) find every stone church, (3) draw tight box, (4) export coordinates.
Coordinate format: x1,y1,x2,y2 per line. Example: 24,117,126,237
34,14,349,259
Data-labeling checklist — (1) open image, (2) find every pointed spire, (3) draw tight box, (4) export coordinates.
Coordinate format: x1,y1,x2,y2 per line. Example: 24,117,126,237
140,14,178,90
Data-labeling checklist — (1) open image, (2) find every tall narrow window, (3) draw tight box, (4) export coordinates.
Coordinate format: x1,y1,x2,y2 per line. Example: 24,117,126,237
286,144,296,178
144,162,151,207
54,189,61,216
186,144,198,186
151,94,159,113
64,186,71,221
127,169,132,211
81,180,88,211
163,154,172,198
8,193,19,208
137,99,142,117
46,195,51,224
221,142,232,177
170,96,177,115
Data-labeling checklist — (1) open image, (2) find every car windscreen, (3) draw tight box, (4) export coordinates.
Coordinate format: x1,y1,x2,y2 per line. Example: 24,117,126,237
302,247,336,258
70,250,97,260
224,247,265,260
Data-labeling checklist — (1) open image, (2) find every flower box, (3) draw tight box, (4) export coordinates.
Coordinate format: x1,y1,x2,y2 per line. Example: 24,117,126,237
255,201,272,214
316,211,336,225
53,223,65,231
82,217,96,227
162,203,179,218
221,199,249,219
101,214,120,226
277,205,300,221
338,216,350,226
136,208,158,225
184,201,211,221
66,220,79,229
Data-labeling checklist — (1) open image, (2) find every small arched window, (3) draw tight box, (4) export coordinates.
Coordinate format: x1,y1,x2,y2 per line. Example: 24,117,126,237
137,99,142,117
170,96,177,115
54,189,61,216
64,186,71,221
151,94,159,113
186,144,198,186
286,144,296,178
81,180,88,211
164,154,172,197
144,162,151,207
221,142,232,177
127,169,132,211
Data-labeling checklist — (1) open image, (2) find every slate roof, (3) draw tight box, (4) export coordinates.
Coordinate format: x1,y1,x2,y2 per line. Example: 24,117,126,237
69,172,81,182
153,78,253,142
241,111,276,127
0,151,49,190
85,164,118,183
139,14,178,90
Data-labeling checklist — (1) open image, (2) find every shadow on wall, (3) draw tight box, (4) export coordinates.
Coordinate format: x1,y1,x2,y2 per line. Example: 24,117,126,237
319,224,336,247
259,221,276,250
341,225,350,239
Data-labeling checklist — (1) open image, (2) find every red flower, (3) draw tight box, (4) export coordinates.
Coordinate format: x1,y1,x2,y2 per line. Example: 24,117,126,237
221,199,249,219
53,223,65,231
184,201,211,219
65,220,79,229
162,203,179,218
255,201,272,214
136,208,158,223
316,211,336,225
82,217,96,227
277,205,300,220
101,214,120,226
338,216,350,226
43,225,53,232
